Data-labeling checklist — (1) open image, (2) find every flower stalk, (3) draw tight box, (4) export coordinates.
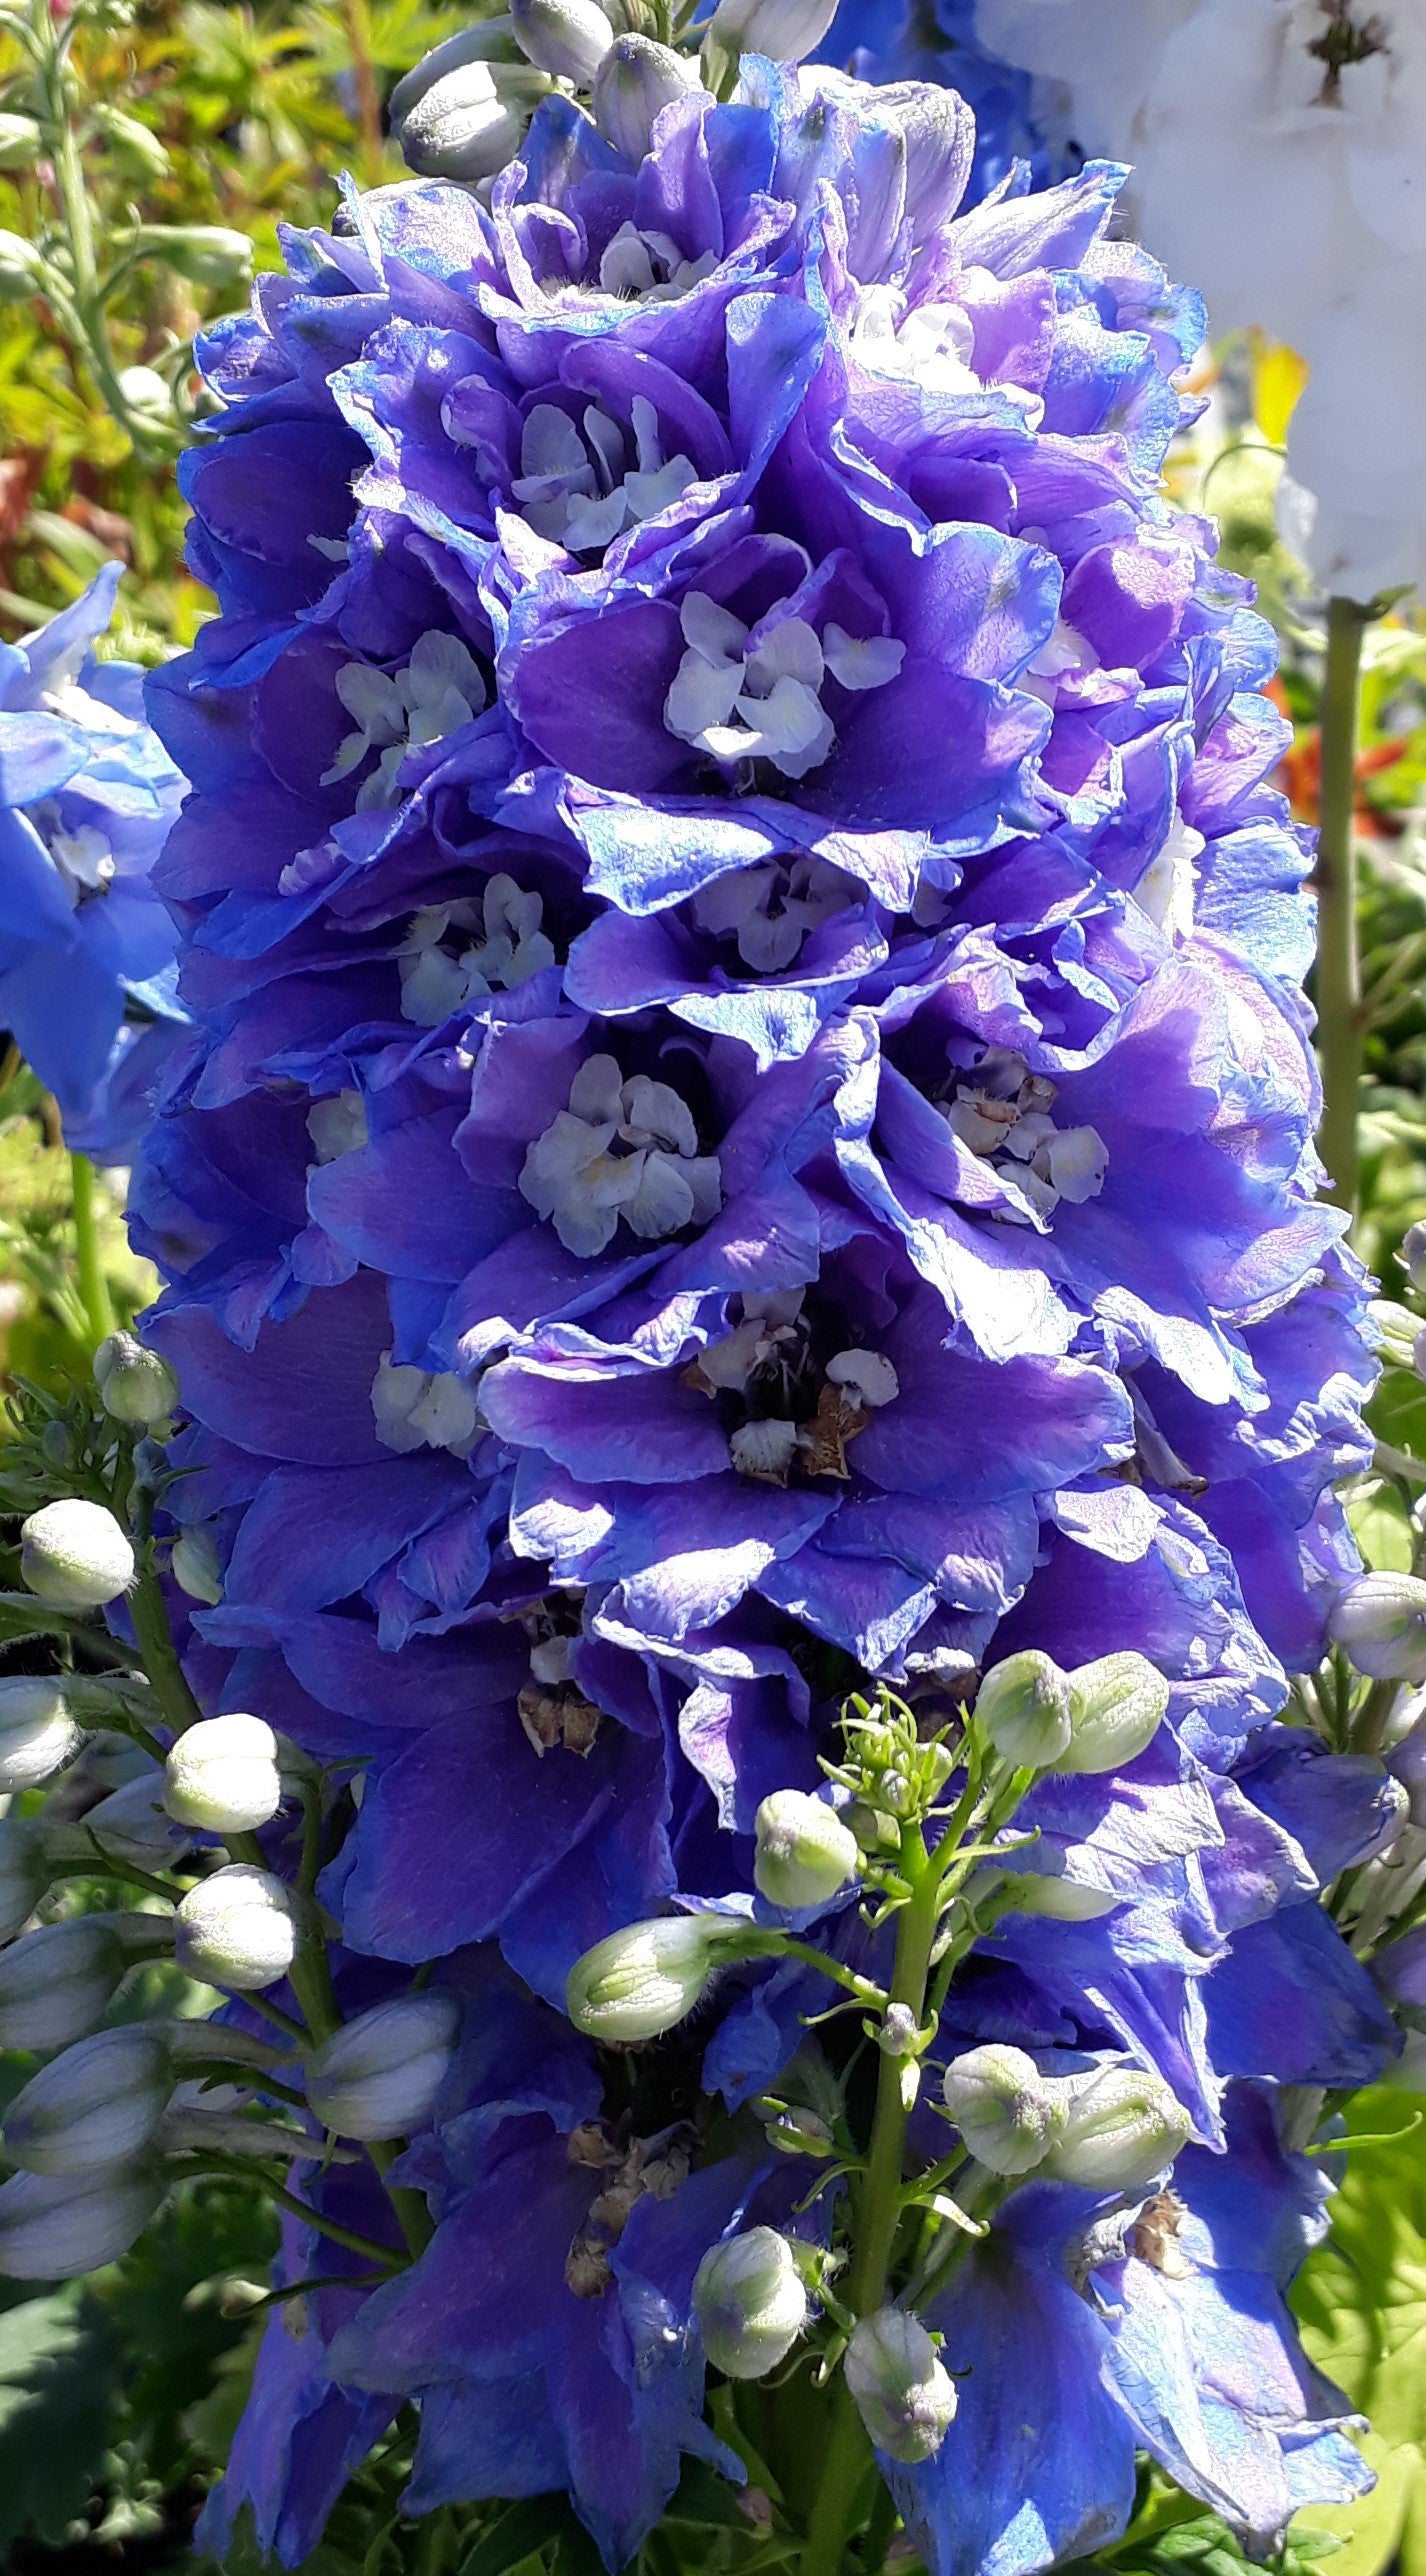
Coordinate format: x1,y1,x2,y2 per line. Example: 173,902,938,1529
1314,594,1374,1219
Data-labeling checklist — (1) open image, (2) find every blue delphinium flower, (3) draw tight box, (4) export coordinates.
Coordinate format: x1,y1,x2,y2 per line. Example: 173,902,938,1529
0,561,186,1154
138,50,1391,2574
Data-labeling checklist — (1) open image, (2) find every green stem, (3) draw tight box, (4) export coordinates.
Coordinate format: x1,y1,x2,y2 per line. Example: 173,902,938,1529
127,1559,205,1737
69,1151,115,1349
184,2155,402,2269
1314,595,1373,1220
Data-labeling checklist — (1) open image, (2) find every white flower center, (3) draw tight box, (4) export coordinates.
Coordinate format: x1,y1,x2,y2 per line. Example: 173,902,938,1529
47,821,115,907
307,1091,368,1163
398,875,556,1026
371,1352,482,1457
1020,618,1100,709
690,854,860,972
322,631,487,810
594,222,718,304
519,1051,722,1258
696,1291,900,1485
507,396,697,555
665,592,904,782
944,1048,1108,1225
1132,812,1203,943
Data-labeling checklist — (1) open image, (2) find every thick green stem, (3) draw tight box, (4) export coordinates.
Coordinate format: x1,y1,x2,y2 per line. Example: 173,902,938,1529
69,1151,115,1349
126,1555,205,1737
1315,595,1373,1219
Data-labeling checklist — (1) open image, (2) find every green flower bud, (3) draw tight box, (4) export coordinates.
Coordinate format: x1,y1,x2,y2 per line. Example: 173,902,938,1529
692,2226,808,2379
1002,1872,1118,1922
511,0,614,84
845,2309,957,2464
0,2160,164,2277
0,114,40,170
170,1526,224,1605
706,0,837,66
94,1330,179,1427
974,1651,1072,1770
1042,2064,1191,2191
21,1499,134,1610
3,2025,173,2175
1058,1653,1169,1775
941,2044,1066,2175
175,1865,300,1993
0,1913,170,2054
593,35,702,158
762,2103,835,2156
0,1820,49,1941
567,1914,733,2042
1329,1573,1426,1684
164,1714,283,1834
116,365,176,439
90,105,169,178
753,1790,859,1910
305,1993,459,2141
0,1677,81,1790
136,224,253,291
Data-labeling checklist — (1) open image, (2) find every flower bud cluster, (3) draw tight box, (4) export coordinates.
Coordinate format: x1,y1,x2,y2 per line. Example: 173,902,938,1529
941,2046,1190,2192
974,1650,1169,1776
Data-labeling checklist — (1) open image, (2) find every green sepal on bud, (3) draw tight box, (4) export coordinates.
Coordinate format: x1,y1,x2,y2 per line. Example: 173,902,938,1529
0,1912,171,2055
1042,2063,1191,2192
3,2025,174,2176
1058,1653,1169,1775
0,1677,82,1791
20,1498,134,1610
845,2309,958,2464
974,1651,1072,1770
941,2043,1066,2176
164,1714,284,1834
567,1914,741,2042
754,1790,859,1910
305,1993,459,2141
510,0,614,84
692,2226,808,2379
593,35,702,158
94,1330,179,1427
175,1865,300,1992
0,2160,164,2278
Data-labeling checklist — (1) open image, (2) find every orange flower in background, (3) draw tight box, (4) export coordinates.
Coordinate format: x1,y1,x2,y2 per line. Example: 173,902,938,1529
1267,674,1407,836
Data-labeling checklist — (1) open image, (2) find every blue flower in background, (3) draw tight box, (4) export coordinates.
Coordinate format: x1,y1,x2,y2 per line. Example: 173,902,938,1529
0,560,186,1155
817,0,1080,199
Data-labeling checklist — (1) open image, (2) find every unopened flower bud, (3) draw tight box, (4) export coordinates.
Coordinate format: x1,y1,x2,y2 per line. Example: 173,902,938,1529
388,16,520,122
879,2004,921,2058
693,2226,808,2379
79,1771,187,1871
763,2103,835,2156
974,1652,1072,1770
511,0,613,83
395,57,529,179
116,365,175,439
706,0,836,66
1330,1574,1426,1684
175,1866,300,1992
1401,1220,1426,1293
4,2025,173,2175
94,1331,179,1427
1043,2064,1191,2191
593,35,701,159
1374,1924,1426,2026
875,79,974,228
136,222,253,290
754,1790,859,1911
20,1499,134,1610
845,2309,957,2464
0,114,40,170
0,2160,164,2277
305,1993,459,2140
941,2044,1065,2175
0,1820,49,1941
0,228,43,299
567,1914,733,2042
164,1714,283,1834
0,1913,169,2054
1003,1872,1118,1921
1059,1653,1169,1775
0,1678,81,1790
1389,1718,1426,1827
171,1526,224,1605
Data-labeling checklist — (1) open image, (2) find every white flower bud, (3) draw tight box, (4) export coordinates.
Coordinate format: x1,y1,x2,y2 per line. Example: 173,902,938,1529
974,1652,1072,1770
388,17,520,124
0,1820,50,1941
3,2025,173,2175
93,1331,179,1427
1059,1653,1169,1775
1043,2064,1191,2192
754,1791,859,1910
0,1678,82,1790
1401,1220,1426,1295
845,2309,957,2464
305,1993,459,2141
0,2161,164,2277
0,1913,169,2054
593,35,702,160
20,1499,134,1611
164,1715,283,1834
116,366,175,438
175,1866,300,1992
395,57,529,179
0,114,40,171
693,2226,808,2379
135,223,252,290
941,2044,1066,2176
511,0,613,84
706,0,836,64
874,80,973,229
1330,1574,1426,1685
567,1914,733,2042
1389,1718,1426,1828
170,1527,224,1605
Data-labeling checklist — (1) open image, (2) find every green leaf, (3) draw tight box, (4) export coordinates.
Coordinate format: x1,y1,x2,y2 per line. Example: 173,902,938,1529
457,2496,575,2576
0,2282,122,2546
